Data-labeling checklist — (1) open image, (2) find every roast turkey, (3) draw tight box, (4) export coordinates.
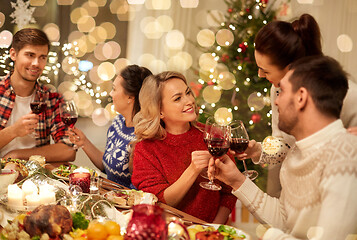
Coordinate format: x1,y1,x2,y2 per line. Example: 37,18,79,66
23,205,73,238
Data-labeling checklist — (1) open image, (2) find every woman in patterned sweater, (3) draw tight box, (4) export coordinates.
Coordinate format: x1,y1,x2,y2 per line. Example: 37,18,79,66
70,65,152,188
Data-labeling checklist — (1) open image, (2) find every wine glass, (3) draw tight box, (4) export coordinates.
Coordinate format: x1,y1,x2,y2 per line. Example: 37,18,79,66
60,100,78,149
200,116,215,179
229,120,259,180
200,123,230,191
29,92,46,138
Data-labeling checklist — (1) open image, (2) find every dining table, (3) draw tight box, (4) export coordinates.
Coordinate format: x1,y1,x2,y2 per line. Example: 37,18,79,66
46,161,207,226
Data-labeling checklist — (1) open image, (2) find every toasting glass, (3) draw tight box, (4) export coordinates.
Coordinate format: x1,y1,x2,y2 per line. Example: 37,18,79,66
29,92,46,138
200,123,230,191
229,120,258,180
200,116,215,179
60,100,78,149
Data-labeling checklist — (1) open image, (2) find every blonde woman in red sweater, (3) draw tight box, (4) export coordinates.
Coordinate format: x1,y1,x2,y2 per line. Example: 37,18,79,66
131,71,237,223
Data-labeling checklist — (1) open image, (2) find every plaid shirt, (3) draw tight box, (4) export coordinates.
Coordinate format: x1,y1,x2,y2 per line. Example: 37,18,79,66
0,75,73,147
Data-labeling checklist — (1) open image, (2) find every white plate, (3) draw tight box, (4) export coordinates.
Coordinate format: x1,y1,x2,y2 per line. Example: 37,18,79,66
188,224,250,240
51,168,70,181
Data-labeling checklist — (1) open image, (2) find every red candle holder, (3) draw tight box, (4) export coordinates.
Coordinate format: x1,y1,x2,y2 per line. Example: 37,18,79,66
69,172,91,193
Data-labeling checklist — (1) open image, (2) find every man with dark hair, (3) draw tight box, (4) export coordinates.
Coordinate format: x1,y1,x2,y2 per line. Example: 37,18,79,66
0,28,76,162
210,55,357,239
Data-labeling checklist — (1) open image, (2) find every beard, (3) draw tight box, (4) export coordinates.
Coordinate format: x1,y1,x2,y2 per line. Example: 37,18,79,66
277,100,298,135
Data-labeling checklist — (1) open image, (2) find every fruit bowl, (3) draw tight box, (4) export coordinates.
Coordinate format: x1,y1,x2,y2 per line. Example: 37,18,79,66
0,169,18,194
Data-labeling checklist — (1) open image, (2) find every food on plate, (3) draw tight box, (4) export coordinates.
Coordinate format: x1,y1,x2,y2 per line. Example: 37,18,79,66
72,212,89,230
188,225,247,240
1,158,29,183
29,155,46,166
196,231,224,240
104,190,158,207
52,164,97,179
23,205,72,238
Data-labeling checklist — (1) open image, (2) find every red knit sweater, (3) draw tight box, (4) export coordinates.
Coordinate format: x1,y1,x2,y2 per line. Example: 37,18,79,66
132,124,237,222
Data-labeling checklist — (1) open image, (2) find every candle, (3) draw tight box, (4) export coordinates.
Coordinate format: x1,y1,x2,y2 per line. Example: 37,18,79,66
69,172,91,193
8,184,23,206
26,193,41,207
22,180,38,197
39,191,56,204
39,184,56,204
73,167,90,173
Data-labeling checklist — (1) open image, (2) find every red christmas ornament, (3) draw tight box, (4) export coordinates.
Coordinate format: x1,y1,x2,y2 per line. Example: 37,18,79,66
228,8,233,13
207,81,214,85
251,113,261,124
261,0,268,4
239,43,247,53
245,8,250,13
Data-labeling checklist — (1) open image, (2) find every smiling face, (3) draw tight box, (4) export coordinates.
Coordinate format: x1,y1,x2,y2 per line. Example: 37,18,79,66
255,50,289,87
275,70,298,135
10,44,48,83
160,78,196,133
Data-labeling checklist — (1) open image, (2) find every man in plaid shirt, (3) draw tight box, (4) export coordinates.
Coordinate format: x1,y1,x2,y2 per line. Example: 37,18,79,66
0,28,76,162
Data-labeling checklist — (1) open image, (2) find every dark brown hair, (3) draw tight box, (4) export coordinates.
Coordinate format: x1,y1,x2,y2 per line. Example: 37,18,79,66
289,55,348,118
255,14,322,70
11,28,50,52
120,65,153,119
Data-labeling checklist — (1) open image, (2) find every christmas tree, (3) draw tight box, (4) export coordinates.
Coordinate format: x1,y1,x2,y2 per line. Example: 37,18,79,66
193,0,284,189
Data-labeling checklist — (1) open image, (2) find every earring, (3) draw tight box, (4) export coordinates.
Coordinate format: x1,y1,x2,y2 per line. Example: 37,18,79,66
128,100,130,104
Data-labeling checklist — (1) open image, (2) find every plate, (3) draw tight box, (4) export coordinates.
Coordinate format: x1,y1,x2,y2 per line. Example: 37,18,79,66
188,224,250,240
51,164,97,181
104,190,158,209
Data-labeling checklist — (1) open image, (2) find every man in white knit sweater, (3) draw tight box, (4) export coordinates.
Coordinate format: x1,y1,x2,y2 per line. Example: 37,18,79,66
210,55,357,239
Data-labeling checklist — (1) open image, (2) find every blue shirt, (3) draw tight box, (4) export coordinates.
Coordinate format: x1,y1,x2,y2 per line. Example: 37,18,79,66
102,114,135,189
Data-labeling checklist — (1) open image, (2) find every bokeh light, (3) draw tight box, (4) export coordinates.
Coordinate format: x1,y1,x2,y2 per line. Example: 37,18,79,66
216,29,234,46
156,15,174,32
89,0,107,7
146,0,171,10
92,108,110,126
247,92,265,111
30,0,46,6
199,53,217,71
61,56,79,75
43,23,60,42
197,29,215,47
94,43,106,61
68,31,84,44
217,71,236,90
166,30,185,49
97,62,116,81
77,15,96,32
142,18,164,39
149,59,167,73
180,0,199,8
70,7,88,24
103,41,121,59
57,0,74,5
82,1,99,17
89,26,107,44
89,66,104,84
214,107,232,126
202,85,221,103
100,22,116,39
0,12,5,28
58,81,78,94
78,60,93,72
337,34,353,52
138,53,156,69
110,0,129,14
105,103,118,120
0,30,13,48
127,0,145,4
114,58,131,74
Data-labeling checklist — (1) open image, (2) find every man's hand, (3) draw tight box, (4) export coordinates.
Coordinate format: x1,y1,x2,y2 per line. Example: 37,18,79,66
208,154,246,190
69,127,86,148
11,113,39,137
229,139,261,160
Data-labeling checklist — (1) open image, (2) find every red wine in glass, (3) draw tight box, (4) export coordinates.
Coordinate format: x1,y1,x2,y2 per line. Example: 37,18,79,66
230,138,249,154
61,115,77,128
30,102,46,114
207,138,229,157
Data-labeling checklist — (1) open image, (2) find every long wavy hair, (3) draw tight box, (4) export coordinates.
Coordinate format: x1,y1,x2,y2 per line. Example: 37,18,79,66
129,71,198,171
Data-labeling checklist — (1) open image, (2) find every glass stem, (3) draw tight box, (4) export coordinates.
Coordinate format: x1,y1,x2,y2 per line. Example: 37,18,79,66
242,159,248,172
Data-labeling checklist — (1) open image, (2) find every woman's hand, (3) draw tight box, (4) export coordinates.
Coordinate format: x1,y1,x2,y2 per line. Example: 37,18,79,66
190,150,212,174
69,127,86,148
229,139,261,160
347,126,357,136
208,154,245,190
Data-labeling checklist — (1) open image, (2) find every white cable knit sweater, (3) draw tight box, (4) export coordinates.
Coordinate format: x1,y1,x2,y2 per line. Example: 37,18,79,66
233,120,357,239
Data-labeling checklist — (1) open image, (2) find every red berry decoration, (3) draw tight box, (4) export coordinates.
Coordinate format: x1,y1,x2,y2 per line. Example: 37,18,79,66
228,8,233,13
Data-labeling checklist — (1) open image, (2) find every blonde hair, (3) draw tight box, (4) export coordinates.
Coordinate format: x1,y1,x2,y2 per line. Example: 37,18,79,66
129,71,198,171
